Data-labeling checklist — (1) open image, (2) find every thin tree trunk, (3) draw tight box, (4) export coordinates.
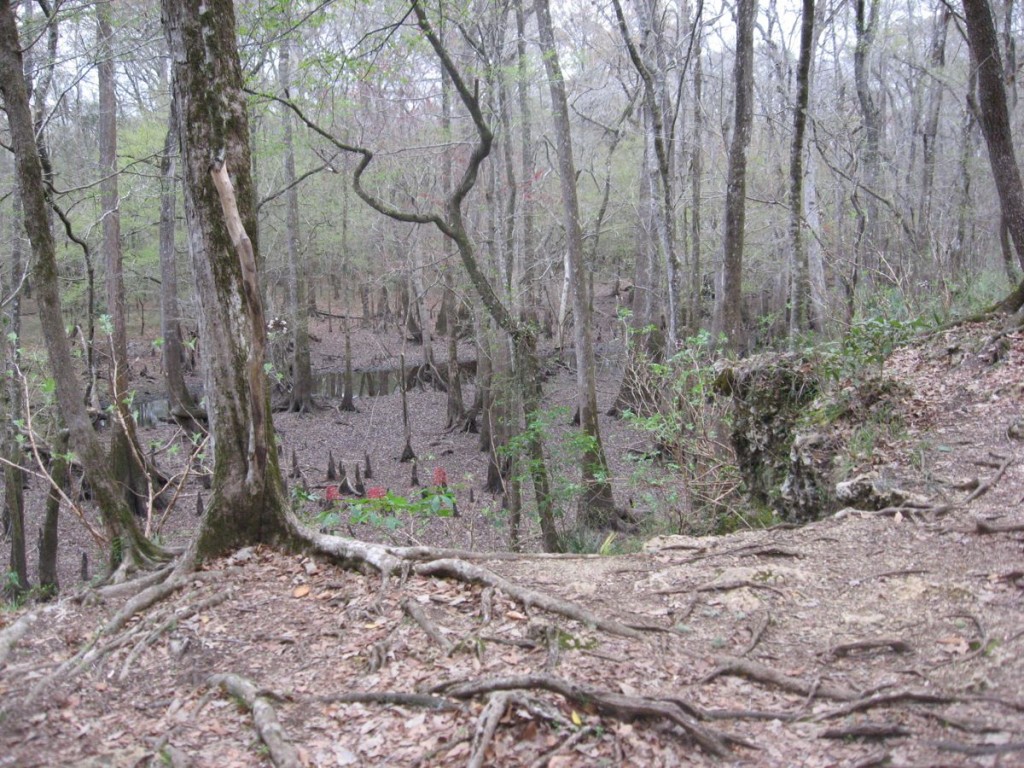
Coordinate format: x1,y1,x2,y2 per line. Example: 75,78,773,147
716,0,757,350
2,174,28,596
514,0,539,321
158,99,201,430
689,34,703,333
917,6,950,251
788,0,815,339
37,430,68,596
280,34,314,412
854,0,881,292
536,0,618,530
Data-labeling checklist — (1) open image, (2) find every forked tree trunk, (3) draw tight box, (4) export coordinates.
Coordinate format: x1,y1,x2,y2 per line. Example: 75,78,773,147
162,0,290,558
0,0,165,575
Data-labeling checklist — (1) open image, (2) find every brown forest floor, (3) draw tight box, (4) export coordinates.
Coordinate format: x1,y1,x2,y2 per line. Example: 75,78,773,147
1,303,1024,767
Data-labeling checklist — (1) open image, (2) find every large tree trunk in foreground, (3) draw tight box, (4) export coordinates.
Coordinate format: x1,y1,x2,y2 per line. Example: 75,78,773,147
962,0,1024,312
162,0,290,559
0,0,164,575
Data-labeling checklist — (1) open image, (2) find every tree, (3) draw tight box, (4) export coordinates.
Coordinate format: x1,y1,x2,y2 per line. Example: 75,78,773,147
961,0,1024,313
98,0,161,521
0,0,166,576
715,0,757,350
279,30,315,413
788,0,817,338
535,0,618,530
157,99,202,432
161,0,291,557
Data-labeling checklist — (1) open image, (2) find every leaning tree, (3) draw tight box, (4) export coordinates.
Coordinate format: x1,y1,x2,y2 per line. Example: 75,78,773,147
0,0,166,577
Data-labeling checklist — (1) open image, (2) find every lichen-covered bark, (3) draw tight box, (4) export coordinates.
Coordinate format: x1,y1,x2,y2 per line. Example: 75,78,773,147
162,0,289,558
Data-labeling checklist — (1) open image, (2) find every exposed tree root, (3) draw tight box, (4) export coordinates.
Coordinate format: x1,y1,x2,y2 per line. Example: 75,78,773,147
825,638,912,659
468,691,512,768
820,722,911,740
528,725,597,768
701,655,860,701
656,578,787,598
118,590,231,682
432,673,736,757
413,558,648,639
932,739,1024,756
677,542,802,565
738,609,770,656
813,689,970,721
316,691,458,710
208,672,300,768
963,455,1012,503
402,597,455,655
974,517,1024,534
0,610,40,669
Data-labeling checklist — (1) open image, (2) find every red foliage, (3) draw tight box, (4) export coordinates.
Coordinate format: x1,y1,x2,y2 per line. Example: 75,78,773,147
367,486,387,499
325,486,341,503
432,467,448,488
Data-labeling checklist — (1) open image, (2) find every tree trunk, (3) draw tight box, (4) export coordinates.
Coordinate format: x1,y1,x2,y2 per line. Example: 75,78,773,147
917,6,950,253
788,0,816,339
162,0,290,559
280,34,314,413
962,0,1024,311
158,99,202,431
514,0,539,322
0,0,166,575
443,269,465,428
2,172,27,596
689,33,704,333
536,0,617,530
854,0,881,293
716,0,757,350
99,0,157,522
37,430,68,597
612,0,680,348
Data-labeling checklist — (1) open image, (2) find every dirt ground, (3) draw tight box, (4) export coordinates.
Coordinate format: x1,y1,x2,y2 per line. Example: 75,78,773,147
1,308,1023,767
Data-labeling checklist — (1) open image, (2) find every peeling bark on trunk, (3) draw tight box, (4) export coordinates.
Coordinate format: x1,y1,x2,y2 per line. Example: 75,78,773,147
162,0,290,559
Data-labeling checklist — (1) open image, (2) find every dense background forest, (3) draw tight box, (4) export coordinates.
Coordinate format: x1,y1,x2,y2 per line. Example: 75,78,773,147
4,2,1024,765
4,0,1024,577
5,0,1018,344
